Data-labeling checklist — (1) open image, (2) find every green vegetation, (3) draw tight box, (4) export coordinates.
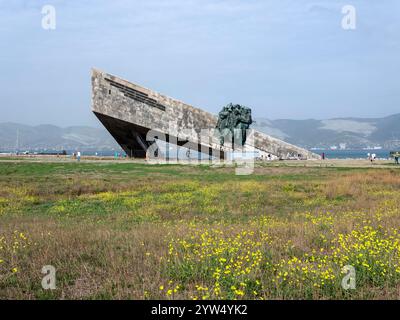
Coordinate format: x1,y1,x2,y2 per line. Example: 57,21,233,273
1,161,400,299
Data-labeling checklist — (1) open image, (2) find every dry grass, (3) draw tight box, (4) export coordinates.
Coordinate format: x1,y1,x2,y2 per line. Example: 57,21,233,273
1,161,400,299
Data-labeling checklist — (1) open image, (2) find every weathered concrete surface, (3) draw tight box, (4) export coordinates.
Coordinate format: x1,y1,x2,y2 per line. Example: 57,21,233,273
91,68,320,160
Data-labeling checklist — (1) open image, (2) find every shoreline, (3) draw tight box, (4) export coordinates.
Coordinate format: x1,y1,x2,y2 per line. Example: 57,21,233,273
0,153,398,168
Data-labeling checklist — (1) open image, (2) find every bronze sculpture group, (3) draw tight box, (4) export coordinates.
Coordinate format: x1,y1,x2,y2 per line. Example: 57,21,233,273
216,103,253,148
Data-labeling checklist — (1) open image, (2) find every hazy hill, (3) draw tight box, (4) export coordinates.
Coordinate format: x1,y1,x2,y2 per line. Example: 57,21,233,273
0,123,119,151
1,113,400,151
253,113,400,149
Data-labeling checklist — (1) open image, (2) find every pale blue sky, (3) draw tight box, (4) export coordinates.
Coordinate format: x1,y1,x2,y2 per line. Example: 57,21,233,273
0,0,399,126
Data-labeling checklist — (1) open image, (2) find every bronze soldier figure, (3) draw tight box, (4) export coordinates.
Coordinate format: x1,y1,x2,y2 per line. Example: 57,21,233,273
216,103,253,148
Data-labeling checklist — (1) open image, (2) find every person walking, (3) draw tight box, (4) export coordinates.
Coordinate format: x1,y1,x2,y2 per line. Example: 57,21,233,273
77,151,81,162
186,148,191,162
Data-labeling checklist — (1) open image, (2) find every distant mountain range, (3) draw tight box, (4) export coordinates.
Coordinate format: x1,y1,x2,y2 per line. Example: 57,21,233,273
253,113,400,150
1,113,400,151
0,123,119,151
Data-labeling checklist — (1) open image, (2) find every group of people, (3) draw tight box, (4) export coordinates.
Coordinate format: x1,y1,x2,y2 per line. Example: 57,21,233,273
367,153,377,162
72,151,81,161
260,154,273,161
392,153,400,164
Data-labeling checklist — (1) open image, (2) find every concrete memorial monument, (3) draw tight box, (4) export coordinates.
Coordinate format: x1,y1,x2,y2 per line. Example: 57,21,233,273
91,69,320,161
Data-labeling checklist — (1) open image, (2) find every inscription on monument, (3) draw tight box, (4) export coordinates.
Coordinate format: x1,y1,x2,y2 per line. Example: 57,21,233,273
105,78,166,111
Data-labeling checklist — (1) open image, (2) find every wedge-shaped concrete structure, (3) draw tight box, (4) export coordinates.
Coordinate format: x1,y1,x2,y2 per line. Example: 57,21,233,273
91,68,320,160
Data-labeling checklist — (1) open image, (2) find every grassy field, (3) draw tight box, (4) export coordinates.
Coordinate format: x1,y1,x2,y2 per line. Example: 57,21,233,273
1,160,400,299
